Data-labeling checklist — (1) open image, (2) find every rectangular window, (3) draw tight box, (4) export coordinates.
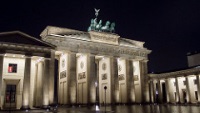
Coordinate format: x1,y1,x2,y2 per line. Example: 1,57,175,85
8,64,17,73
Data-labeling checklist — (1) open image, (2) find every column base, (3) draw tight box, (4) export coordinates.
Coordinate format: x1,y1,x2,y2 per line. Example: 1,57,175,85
21,105,30,110
42,105,49,109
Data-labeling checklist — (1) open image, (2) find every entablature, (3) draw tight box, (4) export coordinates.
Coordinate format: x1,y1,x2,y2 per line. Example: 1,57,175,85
149,67,200,80
0,42,53,58
44,35,150,60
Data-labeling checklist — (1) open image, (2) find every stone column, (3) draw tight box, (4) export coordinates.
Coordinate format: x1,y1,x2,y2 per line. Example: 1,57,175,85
149,80,154,103
48,50,55,105
95,59,99,104
127,59,134,103
157,80,163,103
0,55,4,109
43,59,50,108
33,64,38,107
196,75,200,102
153,81,158,103
186,76,196,103
141,60,150,103
35,61,43,107
133,60,144,103
165,79,170,103
166,78,176,103
68,52,77,104
57,55,61,104
110,57,118,104
175,77,180,103
185,76,191,103
22,57,31,109
88,54,96,104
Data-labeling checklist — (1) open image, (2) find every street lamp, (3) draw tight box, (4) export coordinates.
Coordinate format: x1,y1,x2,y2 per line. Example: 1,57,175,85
104,86,107,112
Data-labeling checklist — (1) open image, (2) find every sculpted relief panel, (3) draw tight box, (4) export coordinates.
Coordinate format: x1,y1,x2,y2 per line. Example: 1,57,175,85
90,31,119,45
102,73,107,80
78,72,86,80
60,71,66,79
118,74,125,81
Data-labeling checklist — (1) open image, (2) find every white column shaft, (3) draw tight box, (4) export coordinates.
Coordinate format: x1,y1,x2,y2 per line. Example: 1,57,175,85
22,57,31,108
110,57,118,104
48,51,55,105
88,55,96,104
0,55,4,108
175,78,180,103
150,81,154,103
185,77,191,103
165,79,170,103
127,59,134,103
43,59,49,107
68,53,77,104
157,80,163,103
196,75,200,102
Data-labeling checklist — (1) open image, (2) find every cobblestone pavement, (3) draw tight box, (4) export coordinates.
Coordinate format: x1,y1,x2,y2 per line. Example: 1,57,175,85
1,104,200,113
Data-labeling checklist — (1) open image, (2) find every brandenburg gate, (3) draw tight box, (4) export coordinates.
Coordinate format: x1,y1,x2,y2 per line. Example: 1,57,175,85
40,26,151,105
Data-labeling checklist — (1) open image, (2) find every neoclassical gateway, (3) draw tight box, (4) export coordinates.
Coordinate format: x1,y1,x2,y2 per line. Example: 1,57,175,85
0,25,151,109
40,26,151,105
0,25,199,109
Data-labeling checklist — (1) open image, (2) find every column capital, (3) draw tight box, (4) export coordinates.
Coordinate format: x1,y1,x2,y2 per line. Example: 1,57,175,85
76,53,88,58
117,57,132,61
44,57,51,60
88,53,96,57
24,55,32,58
142,59,149,63
130,58,141,62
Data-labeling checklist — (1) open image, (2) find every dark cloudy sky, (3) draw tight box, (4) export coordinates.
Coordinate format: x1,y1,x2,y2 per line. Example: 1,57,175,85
0,0,200,73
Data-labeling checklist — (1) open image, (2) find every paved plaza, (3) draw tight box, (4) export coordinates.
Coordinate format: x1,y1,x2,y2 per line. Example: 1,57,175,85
0,104,200,113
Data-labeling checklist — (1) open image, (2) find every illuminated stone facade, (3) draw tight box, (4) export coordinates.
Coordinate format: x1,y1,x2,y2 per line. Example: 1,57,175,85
0,31,55,109
0,26,152,109
40,26,151,105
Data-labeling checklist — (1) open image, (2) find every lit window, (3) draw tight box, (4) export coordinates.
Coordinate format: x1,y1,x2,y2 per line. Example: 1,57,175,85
8,64,17,73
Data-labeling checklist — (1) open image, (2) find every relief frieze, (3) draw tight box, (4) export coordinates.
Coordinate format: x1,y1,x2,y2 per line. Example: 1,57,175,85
90,31,119,45
118,74,125,81
133,75,139,81
102,73,107,80
48,38,147,58
78,72,86,80
60,71,66,79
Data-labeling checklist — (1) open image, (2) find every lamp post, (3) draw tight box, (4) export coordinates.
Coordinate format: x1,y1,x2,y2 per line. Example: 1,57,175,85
104,86,107,112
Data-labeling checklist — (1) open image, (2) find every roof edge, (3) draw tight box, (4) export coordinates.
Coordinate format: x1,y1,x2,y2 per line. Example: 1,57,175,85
0,31,56,48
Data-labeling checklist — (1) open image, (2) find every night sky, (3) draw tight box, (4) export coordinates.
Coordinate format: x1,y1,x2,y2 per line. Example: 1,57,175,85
0,0,200,73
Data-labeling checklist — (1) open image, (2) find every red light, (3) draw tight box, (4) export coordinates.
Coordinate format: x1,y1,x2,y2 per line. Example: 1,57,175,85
8,66,13,73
